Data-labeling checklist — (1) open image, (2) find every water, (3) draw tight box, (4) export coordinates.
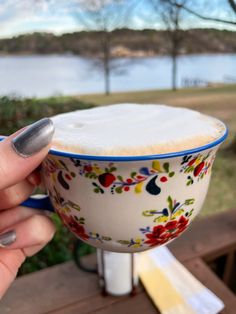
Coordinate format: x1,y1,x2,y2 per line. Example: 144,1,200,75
0,53,235,97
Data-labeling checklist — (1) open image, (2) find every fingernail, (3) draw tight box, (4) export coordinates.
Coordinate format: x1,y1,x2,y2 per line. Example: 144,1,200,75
12,118,55,157
0,230,16,247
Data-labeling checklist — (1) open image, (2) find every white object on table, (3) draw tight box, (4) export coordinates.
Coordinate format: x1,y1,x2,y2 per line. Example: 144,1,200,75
97,249,139,296
138,246,224,314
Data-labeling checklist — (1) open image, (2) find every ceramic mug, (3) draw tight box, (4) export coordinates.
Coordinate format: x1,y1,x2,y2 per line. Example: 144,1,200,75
22,125,227,253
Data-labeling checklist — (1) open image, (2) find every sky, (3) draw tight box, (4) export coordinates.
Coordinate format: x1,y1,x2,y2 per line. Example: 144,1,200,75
0,0,235,38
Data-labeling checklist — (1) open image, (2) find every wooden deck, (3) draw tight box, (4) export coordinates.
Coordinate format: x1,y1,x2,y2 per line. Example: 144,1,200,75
1,210,236,314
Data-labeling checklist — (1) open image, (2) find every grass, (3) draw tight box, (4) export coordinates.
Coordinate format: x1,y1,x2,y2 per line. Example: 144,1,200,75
1,84,235,274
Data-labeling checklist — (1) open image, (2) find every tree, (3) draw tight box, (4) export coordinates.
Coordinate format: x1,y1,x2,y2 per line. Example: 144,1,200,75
149,0,190,91
168,0,236,26
73,0,137,95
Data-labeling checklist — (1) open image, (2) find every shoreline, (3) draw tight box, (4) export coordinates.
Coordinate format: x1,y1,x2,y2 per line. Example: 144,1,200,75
0,51,235,58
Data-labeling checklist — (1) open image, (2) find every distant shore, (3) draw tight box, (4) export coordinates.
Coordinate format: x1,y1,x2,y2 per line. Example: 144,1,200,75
0,28,235,57
0,50,235,58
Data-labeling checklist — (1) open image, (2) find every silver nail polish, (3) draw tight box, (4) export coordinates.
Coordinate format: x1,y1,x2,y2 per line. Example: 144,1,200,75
12,118,55,157
0,230,16,247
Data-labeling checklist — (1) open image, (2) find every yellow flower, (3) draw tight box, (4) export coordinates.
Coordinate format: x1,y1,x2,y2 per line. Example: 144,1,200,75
132,239,143,248
154,215,168,223
195,156,203,166
171,209,184,219
62,205,71,213
93,166,103,175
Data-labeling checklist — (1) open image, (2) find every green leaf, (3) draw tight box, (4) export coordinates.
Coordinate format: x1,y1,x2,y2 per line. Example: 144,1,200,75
105,167,109,173
187,181,191,186
115,186,123,194
131,171,137,178
117,175,123,182
203,152,210,161
102,236,112,241
94,188,99,193
78,217,85,224
59,160,68,170
167,196,173,211
186,166,194,173
168,171,175,177
117,240,130,245
185,198,195,205
189,208,194,216
142,210,155,217
163,163,169,173
68,201,81,211
110,167,117,172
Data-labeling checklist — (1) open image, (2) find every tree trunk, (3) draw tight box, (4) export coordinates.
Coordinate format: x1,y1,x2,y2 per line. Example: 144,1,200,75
104,60,110,95
172,52,177,91
103,32,111,96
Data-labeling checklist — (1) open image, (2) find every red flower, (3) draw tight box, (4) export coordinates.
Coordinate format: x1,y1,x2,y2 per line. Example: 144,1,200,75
165,220,178,231
144,215,189,247
84,165,93,173
58,212,89,240
177,215,189,232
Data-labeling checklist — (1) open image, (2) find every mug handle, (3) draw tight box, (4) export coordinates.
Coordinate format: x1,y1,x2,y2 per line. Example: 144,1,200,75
21,195,55,212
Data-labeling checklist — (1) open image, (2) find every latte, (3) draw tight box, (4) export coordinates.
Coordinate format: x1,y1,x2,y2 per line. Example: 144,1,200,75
51,104,226,156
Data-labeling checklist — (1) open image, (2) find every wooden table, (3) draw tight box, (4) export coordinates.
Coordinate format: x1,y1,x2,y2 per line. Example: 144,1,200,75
1,210,236,314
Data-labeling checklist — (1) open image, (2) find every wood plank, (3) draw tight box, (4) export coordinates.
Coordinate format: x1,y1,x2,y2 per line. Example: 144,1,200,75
44,293,125,314
168,209,236,262
223,251,235,286
183,258,236,314
0,261,99,314
82,292,159,314
45,287,148,314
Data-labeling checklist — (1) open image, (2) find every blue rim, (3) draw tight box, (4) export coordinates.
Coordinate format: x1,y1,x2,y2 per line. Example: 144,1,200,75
0,122,228,161
49,124,228,161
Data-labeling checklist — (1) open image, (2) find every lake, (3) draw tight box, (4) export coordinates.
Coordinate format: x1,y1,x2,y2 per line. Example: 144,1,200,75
0,53,235,97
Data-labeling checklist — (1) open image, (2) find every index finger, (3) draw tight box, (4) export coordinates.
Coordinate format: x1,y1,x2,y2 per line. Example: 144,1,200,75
0,118,54,191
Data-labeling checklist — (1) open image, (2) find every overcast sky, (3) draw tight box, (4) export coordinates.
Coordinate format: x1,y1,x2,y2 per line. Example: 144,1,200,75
0,0,235,38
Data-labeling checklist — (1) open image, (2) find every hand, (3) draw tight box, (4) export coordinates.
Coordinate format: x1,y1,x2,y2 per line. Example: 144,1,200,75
0,118,55,299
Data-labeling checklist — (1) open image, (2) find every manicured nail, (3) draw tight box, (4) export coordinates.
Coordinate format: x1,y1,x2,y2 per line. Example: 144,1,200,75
12,118,55,157
0,230,16,247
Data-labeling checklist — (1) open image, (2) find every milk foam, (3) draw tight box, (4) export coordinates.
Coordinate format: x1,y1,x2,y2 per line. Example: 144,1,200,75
51,104,225,156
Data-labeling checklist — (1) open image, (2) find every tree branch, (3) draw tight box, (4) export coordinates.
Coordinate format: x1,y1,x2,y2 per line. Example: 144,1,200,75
228,0,236,14
173,1,236,26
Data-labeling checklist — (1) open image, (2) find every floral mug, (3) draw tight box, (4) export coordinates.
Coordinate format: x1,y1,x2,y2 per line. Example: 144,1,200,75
23,126,227,253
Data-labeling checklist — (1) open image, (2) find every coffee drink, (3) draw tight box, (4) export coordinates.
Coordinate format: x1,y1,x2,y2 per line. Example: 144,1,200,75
25,103,227,253
51,104,225,156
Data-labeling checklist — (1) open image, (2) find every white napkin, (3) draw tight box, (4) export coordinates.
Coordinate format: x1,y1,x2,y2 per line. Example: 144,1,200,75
138,246,224,314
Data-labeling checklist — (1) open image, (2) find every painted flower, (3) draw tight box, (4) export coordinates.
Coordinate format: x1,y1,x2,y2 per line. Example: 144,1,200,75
58,212,89,240
144,215,189,247
84,165,93,173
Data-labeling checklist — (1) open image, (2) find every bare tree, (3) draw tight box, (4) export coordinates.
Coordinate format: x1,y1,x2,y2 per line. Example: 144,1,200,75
150,0,190,91
73,0,137,95
168,0,236,26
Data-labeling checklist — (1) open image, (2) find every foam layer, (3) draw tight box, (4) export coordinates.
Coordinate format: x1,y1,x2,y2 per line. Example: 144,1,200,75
51,104,226,156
